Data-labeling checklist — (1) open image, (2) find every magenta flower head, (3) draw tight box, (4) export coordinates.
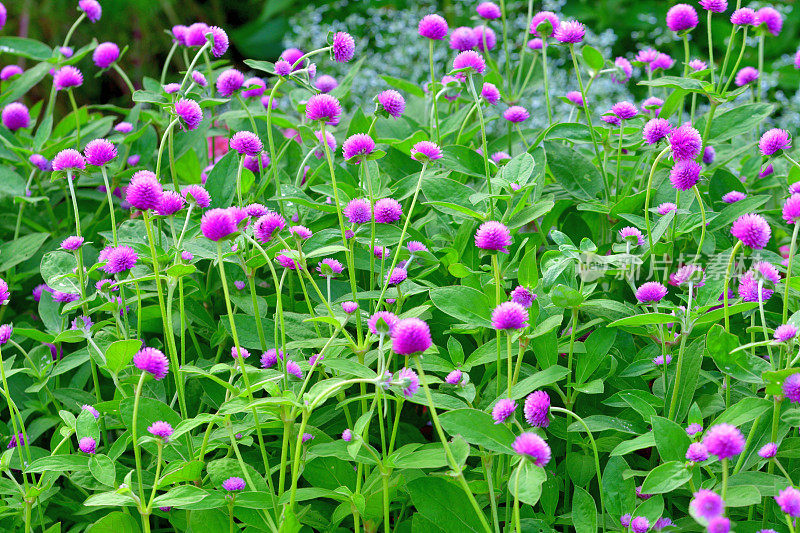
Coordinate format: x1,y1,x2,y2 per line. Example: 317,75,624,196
343,198,372,224
702,145,716,165
530,11,560,38
504,106,529,123
79,437,97,454
222,477,246,492
699,0,727,13
230,131,262,156
341,301,359,315
691,489,725,520
377,89,405,119
513,432,551,466
657,202,677,215
636,282,668,304
452,50,486,75
731,8,757,26
450,26,478,51
148,420,174,441
635,48,659,64
775,487,800,517
492,398,516,424
689,59,708,71
612,57,633,83
374,198,402,223
331,31,355,62
274,60,292,77
631,517,649,533
241,77,265,98
619,226,645,246
0,324,12,345
0,280,9,305
775,324,798,342
475,221,512,253
410,141,442,162
666,4,698,32
510,286,535,308
758,442,778,459
341,429,353,442
735,66,759,87
722,191,746,204
703,423,745,459
2,103,30,131
524,390,550,427
101,245,138,274
670,160,702,191
306,94,342,124
188,24,212,46
368,311,398,336
731,213,771,249
216,69,244,97
492,302,528,330
79,0,101,22
445,369,463,385
391,317,432,355
473,26,496,51
686,442,709,462
385,267,407,286
54,66,83,91
174,98,203,131
476,1,501,19
201,208,237,241
93,42,119,69
396,367,420,397
620,515,632,528
315,75,338,93
528,39,543,50
611,101,638,120
84,139,117,166
206,26,229,57
260,348,283,369
81,404,100,419
182,184,211,208
669,124,702,161
134,347,169,380
126,171,163,210
566,91,584,106
642,97,663,114
52,149,86,172
553,20,585,43
760,128,791,156
287,359,305,378
688,424,704,438
783,373,800,403
1,65,23,80
481,82,500,105
418,14,448,40
756,7,782,36
61,236,84,251
601,115,620,127
253,212,285,243
739,271,772,302
243,153,270,174
643,118,672,145
342,134,375,162
157,191,185,216
317,258,343,278
650,53,675,72
281,48,305,70
783,194,800,224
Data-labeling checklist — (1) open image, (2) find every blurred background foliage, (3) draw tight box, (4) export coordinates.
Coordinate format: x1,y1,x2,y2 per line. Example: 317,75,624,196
4,0,799,125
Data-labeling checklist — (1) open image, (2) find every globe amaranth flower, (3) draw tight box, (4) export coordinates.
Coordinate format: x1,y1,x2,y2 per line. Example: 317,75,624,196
78,437,97,454
396,367,420,397
243,153,270,174
611,101,638,120
492,398,516,424
374,198,402,224
754,261,780,285
54,66,83,91
61,236,84,251
666,4,698,32
619,226,645,246
553,20,584,43
601,115,621,127
53,291,79,303
79,0,101,22
101,245,138,274
703,145,716,165
657,202,677,215
475,221,512,253
473,26,496,52
368,311,398,336
331,31,355,62
480,82,501,105
650,53,675,72
216,69,244,97
642,96,664,114
341,429,353,442
699,0,727,13
276,250,298,270
504,106,529,123
52,149,86,172
205,26,229,57
739,271,773,302
6,432,23,449
635,48,659,64
686,442,709,462
758,442,778,459
775,324,798,342
450,26,478,51
707,517,730,533
566,91,584,106
84,138,117,167
31,284,46,303
476,1,501,19
452,50,486,75
782,193,800,224
391,318,432,355
510,286,535,308
185,23,211,46
314,74,338,93
343,198,372,224
756,7,782,36
377,90,405,119
776,486,800,517
317,258,343,278
418,14,448,40
134,347,169,380
238,77,265,99
524,390,550,428
445,368,463,385
0,65,22,80
492,302,528,330
731,8,757,26
306,94,342,125
342,134,375,161
281,47,305,70
703,423,745,459
230,131,262,156
530,11,559,37
689,59,708,71
201,208,237,242
174,98,203,131
528,39,543,50
668,124,702,161
636,281,668,303
2,103,29,131
612,57,633,83
92,42,119,69
643,118,671,144
731,213,771,249
81,404,100,420
721,191,746,204
181,184,211,208
222,477,246,492
253,211,285,243
690,489,725,520
0,324,11,345
783,373,800,403
653,354,673,366
410,141,442,162
513,433,551,466
631,517,649,533
260,348,283,369
760,128,791,156
126,170,163,210
148,421,174,441
735,66,759,87
285,359,303,379
670,160,702,191
386,267,407,285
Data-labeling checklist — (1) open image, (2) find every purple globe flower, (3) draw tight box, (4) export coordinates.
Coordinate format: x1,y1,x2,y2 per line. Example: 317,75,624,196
385,267,407,285
331,31,355,62
53,291,80,304
703,423,745,459
134,347,169,380
342,429,353,442
418,14,448,40
473,26,496,51
445,368,463,385
686,442,709,462
374,198,402,224
776,487,800,517
6,432,24,449
699,0,727,13
643,118,672,145
241,77,265,98
492,302,528,330
524,390,550,428
54,66,83,91
475,221,512,253
669,124,702,161
636,282,668,303
739,272,773,302
504,106,529,123
208,26,229,57
396,367,420,397
650,53,675,72
156,191,185,216
492,398,516,424
79,437,97,454
566,91,584,106
148,420,174,441
553,20,585,43
286,360,303,379
61,236,84,251
260,348,283,369
670,160,702,191
93,42,119,69
731,8,757,26
450,26,478,51
731,213,771,249
513,433,551,466
691,489,725,520
642,96,664,114
703,145,716,164
758,442,778,459
775,324,798,342
2,103,30,131
756,7,782,36
721,191,746,204
222,477,246,492
619,226,645,246
216,69,244,97
201,208,237,241
315,75,338,93
182,184,211,208
377,90,405,119
657,202,677,215
783,373,800,403
189,70,208,88
410,141,442,162
342,134,375,161
620,515,632,528
84,139,117,166
230,131,262,156
281,48,305,70
481,82,501,105
689,59,708,71
343,198,372,224
100,245,138,274
276,250,298,270
306,94,341,124
631,517,649,533
174,98,203,131
601,115,621,127
274,60,292,77
530,11,560,38
666,4,698,32
185,23,210,46
368,311,398,336
760,128,791,156
253,212,285,243
735,66,759,87
510,286,535,308
453,50,486,75
126,171,163,210
52,149,86,172
317,258,343,278
783,194,800,224
687,424,703,437
391,318,432,355
611,101,638,120
613,57,633,83
635,48,659,64
0,324,12,345
0,65,22,80
341,301,359,314
79,0,101,22
477,1,501,19
527,39,543,50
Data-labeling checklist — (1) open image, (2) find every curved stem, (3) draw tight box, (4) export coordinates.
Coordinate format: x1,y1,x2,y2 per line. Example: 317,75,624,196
784,222,800,323
724,241,743,332
466,74,494,216
67,89,81,145
100,167,118,246
62,13,86,48
155,119,178,183
131,373,147,504
721,28,748,95
644,147,671,251
707,11,715,85
428,40,441,143
691,185,706,258
265,78,286,216
541,40,552,124
160,41,179,85
112,63,136,94
570,44,607,201
178,42,210,93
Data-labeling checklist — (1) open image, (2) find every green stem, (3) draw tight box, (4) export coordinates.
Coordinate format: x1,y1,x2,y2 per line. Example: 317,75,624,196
721,28,748,95
466,75,494,217
707,11,715,85
428,40,441,143
785,223,800,323
644,147,671,251
112,63,136,94
131,373,147,505
570,45,607,201
67,89,81,145
724,241,742,331
542,39,552,124
265,78,286,216
692,185,706,258
100,167,118,246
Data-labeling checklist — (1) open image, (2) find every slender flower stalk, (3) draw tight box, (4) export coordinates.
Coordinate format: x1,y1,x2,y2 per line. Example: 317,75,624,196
644,147,670,251
723,241,742,331
784,222,800,322
466,75,494,217
428,40,441,143
721,28,749,95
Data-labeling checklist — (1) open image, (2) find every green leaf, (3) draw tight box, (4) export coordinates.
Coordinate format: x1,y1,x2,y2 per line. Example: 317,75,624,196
440,145,488,178
549,284,583,308
508,365,569,401
641,461,691,494
0,37,53,60
581,45,604,72
205,151,239,209
572,486,597,533
639,75,708,92
26,455,89,473
663,337,705,422
438,408,515,454
105,339,141,374
430,286,492,327
711,397,772,427
651,416,691,463
518,248,539,288
0,62,51,108
509,461,547,506
707,324,771,383
152,485,210,508
89,454,116,486
85,511,141,533
603,456,636,517
0,232,48,271
544,141,604,201
575,327,615,384
608,312,676,327
698,103,774,144
406,476,486,533
40,251,79,293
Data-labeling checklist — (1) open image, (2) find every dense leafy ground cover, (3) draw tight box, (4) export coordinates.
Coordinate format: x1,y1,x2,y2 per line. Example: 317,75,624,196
1,1,800,532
